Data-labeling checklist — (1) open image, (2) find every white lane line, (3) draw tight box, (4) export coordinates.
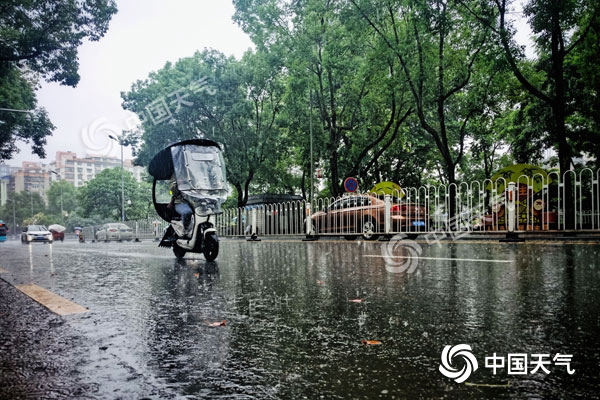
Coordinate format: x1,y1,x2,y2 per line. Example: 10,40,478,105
364,255,513,263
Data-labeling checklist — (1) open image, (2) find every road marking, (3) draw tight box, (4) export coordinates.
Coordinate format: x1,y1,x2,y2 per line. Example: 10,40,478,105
364,255,513,263
15,284,88,316
0,267,8,273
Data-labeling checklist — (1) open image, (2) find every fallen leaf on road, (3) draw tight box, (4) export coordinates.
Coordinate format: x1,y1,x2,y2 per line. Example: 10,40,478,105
361,339,382,345
317,280,325,285
194,273,200,278
207,320,226,327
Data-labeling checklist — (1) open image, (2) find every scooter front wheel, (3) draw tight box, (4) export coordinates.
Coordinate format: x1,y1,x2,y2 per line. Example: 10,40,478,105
203,233,219,262
173,243,186,259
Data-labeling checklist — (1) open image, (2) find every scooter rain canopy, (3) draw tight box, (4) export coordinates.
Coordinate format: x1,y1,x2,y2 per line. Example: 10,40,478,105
170,145,227,193
149,139,228,217
148,139,221,180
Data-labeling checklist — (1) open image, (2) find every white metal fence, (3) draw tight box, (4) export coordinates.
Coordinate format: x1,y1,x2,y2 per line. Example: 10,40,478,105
81,168,600,241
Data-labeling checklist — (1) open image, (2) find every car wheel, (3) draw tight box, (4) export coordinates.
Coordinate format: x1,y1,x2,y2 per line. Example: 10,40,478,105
361,217,379,241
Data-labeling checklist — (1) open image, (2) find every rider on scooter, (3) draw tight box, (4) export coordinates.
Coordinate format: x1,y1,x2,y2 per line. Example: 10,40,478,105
167,175,193,237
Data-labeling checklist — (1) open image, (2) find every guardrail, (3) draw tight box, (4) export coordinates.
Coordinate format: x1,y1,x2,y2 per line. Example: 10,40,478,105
80,168,599,241
215,168,600,239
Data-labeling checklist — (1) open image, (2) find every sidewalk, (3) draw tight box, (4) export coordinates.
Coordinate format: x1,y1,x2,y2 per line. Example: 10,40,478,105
0,279,97,399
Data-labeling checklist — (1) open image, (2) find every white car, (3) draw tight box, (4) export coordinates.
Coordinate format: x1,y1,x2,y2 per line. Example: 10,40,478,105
95,223,134,241
21,225,53,244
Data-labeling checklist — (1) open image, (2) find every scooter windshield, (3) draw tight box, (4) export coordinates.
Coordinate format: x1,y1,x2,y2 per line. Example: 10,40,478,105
171,145,227,192
170,144,228,216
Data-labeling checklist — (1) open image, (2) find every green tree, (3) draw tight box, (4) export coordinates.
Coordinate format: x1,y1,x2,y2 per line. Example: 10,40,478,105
234,0,414,197
0,0,117,160
0,190,45,231
122,49,286,206
349,0,502,217
46,180,78,222
0,66,54,159
464,0,598,226
0,0,118,85
78,168,151,221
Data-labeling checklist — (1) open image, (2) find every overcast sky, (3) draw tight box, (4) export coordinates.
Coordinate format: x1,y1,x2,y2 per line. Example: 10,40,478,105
7,0,254,166
7,0,533,167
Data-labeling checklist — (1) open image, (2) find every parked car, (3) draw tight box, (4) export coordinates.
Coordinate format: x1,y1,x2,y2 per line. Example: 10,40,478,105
21,225,53,244
95,223,134,241
309,194,429,240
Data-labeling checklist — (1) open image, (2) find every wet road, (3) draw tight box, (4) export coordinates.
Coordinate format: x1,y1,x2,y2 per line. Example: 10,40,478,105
1,238,599,398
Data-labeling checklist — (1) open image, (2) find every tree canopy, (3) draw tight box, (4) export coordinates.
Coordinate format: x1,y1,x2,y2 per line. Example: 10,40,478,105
118,0,599,208
0,0,118,160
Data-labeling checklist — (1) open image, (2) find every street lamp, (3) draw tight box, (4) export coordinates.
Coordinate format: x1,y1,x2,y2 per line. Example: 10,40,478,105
7,197,16,240
50,170,64,223
108,133,125,222
1,175,16,238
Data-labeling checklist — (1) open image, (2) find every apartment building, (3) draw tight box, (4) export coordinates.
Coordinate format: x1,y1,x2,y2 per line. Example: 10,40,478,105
0,164,18,206
13,161,50,195
48,151,145,187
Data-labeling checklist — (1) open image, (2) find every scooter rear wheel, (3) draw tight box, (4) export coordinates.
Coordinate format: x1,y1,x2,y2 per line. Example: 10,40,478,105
203,233,219,262
173,243,186,259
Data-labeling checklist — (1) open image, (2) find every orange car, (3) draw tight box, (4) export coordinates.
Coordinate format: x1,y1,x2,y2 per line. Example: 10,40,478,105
309,194,429,240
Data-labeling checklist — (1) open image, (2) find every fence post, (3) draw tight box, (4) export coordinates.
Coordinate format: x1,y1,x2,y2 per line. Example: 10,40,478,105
384,195,391,234
303,200,319,241
500,181,524,242
306,203,313,235
247,208,261,241
507,182,516,233
135,221,141,242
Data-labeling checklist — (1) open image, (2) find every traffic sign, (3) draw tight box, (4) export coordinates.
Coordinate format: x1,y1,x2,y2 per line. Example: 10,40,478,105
344,177,358,192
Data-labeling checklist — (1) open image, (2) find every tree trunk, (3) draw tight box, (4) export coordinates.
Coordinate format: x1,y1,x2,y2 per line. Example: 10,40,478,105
554,105,574,229
330,138,341,197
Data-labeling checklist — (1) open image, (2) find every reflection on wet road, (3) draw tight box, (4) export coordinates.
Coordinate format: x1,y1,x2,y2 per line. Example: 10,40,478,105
0,239,599,398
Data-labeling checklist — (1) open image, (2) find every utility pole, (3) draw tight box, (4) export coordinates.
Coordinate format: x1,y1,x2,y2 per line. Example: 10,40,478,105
12,198,16,240
309,88,314,205
50,171,64,223
109,134,126,222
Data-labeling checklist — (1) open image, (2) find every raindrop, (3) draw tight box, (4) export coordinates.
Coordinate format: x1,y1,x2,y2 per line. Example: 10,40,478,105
358,312,367,328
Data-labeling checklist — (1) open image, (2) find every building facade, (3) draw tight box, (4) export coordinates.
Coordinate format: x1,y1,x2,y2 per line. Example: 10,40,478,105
48,151,145,187
13,161,50,196
1,153,145,203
